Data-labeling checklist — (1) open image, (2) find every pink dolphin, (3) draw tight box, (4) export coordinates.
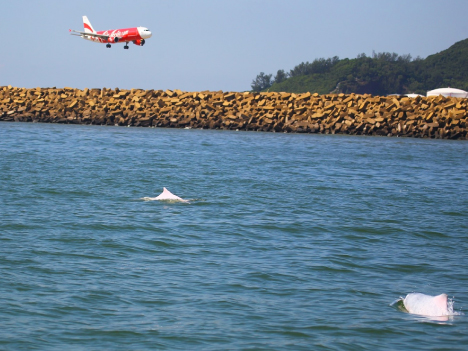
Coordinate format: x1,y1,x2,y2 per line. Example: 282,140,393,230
403,293,450,317
153,187,189,203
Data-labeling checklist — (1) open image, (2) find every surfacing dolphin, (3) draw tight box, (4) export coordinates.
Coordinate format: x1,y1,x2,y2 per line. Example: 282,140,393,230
392,292,462,321
142,187,189,203
403,293,450,317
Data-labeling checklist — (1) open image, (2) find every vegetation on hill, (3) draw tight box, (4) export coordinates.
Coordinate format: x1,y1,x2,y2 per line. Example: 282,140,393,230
251,38,468,95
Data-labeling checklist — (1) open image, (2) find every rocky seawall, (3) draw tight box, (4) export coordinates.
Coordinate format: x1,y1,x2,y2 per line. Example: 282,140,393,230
1,86,467,139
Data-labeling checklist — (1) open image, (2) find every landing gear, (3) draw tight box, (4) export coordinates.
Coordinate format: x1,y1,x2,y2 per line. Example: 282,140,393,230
106,43,111,48
124,43,129,49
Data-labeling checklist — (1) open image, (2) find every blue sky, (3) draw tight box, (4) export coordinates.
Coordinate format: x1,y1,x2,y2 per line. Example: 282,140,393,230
2,0,468,92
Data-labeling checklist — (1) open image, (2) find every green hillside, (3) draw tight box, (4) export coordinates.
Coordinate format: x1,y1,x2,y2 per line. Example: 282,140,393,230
252,38,468,95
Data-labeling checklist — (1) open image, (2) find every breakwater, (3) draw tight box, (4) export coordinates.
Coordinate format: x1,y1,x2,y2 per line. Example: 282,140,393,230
1,86,467,139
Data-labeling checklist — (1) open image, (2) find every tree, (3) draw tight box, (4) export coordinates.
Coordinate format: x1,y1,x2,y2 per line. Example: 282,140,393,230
251,72,273,92
288,57,341,77
289,62,310,77
274,69,287,84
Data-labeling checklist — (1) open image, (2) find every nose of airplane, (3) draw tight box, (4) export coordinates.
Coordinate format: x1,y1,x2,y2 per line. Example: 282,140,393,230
138,27,152,39
142,29,152,39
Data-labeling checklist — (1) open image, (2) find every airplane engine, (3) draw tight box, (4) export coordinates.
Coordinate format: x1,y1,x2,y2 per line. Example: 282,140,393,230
114,37,120,43
133,39,145,46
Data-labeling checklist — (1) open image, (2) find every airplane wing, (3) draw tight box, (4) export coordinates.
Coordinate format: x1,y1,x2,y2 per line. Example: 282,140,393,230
69,29,109,39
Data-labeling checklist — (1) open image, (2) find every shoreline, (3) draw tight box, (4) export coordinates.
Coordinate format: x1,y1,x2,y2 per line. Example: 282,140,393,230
1,86,467,140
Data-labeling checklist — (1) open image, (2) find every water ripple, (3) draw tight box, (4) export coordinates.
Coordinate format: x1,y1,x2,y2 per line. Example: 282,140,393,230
0,123,467,349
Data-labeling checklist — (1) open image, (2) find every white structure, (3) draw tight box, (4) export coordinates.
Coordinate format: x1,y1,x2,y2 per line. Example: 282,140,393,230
405,93,424,98
427,87,468,98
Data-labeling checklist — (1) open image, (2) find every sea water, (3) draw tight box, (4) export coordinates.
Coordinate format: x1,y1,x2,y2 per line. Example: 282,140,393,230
0,122,467,350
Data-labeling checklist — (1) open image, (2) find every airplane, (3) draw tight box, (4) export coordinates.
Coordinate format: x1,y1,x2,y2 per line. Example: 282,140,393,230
69,16,152,49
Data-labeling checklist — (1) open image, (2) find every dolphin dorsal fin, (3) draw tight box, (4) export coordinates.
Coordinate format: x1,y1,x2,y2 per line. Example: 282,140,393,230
154,187,189,202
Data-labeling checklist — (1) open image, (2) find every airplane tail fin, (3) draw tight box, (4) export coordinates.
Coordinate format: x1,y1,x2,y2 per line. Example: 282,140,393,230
82,16,95,34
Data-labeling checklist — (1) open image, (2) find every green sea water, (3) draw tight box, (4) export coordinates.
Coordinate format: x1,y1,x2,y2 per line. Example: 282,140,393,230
1,122,467,350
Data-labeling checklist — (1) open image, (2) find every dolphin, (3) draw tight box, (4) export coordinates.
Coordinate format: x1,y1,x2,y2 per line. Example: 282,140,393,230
401,293,451,317
142,187,189,203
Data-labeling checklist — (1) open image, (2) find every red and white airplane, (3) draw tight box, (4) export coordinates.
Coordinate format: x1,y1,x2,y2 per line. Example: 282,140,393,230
70,16,152,49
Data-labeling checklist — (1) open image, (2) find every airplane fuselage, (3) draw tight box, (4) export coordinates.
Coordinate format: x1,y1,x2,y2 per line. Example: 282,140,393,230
84,27,151,45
